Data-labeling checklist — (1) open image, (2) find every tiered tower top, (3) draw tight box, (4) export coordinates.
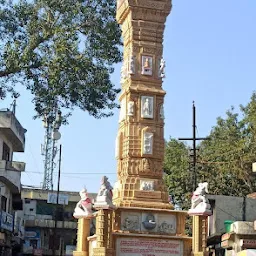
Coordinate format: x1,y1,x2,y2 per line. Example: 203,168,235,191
113,0,172,209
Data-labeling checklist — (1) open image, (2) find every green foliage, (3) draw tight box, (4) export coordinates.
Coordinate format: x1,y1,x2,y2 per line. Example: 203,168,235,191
0,0,122,119
164,92,256,211
164,138,192,210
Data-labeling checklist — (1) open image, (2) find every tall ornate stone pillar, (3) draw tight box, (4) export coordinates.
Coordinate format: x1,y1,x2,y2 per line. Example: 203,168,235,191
93,209,114,256
192,215,209,256
73,218,91,256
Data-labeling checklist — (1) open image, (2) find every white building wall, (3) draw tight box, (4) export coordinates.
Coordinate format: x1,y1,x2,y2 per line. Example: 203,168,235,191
208,194,256,234
23,199,37,220
0,180,12,213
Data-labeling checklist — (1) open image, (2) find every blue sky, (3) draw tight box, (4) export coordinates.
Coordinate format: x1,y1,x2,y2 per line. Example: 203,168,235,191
2,0,256,193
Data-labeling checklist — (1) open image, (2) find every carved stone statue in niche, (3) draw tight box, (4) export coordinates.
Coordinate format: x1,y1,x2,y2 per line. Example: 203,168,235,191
141,96,153,119
128,55,135,74
127,101,134,116
119,99,126,122
115,135,119,158
141,56,153,76
120,61,127,84
141,158,150,171
143,132,153,155
160,104,164,119
159,58,166,78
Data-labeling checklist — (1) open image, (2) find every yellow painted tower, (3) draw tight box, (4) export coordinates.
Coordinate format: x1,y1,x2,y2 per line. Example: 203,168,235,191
113,0,172,209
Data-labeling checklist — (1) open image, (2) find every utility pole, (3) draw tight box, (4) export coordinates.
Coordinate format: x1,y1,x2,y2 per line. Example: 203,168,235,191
53,144,62,256
178,102,208,190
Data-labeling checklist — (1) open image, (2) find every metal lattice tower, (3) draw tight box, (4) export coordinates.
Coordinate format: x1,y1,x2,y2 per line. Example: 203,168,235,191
41,110,61,190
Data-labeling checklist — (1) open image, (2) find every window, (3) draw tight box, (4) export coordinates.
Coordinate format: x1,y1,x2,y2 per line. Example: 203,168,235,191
2,142,10,161
25,199,31,204
1,196,7,211
29,208,34,212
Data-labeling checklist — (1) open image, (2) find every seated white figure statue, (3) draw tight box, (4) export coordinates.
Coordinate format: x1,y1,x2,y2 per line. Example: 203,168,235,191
94,176,114,209
188,182,212,216
73,188,93,218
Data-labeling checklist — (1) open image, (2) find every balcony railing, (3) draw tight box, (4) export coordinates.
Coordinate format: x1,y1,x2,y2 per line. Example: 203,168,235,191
0,110,26,152
6,161,25,172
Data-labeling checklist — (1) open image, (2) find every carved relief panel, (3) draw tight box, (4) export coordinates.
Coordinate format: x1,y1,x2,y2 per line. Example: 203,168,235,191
121,212,141,231
120,211,176,234
140,179,155,191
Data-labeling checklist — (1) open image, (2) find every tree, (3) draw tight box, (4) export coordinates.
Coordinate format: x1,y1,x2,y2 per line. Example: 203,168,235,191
164,92,256,211
164,138,192,210
0,0,122,120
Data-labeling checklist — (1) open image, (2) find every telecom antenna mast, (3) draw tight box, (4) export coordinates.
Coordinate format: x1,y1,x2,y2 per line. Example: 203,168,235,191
41,109,61,190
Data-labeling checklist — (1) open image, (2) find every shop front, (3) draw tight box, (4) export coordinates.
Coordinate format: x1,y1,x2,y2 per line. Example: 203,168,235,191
0,211,14,256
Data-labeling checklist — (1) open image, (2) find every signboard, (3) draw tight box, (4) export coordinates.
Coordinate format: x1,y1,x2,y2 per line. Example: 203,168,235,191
116,238,183,256
65,245,76,256
0,211,14,232
240,239,256,249
47,193,69,205
24,228,40,239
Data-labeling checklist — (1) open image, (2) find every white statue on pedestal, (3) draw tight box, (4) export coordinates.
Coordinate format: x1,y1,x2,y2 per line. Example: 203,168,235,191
73,188,93,218
94,176,115,209
188,182,212,216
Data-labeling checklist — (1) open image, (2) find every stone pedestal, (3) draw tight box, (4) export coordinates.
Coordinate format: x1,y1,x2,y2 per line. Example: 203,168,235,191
191,215,209,256
93,209,114,256
112,207,192,256
73,218,91,256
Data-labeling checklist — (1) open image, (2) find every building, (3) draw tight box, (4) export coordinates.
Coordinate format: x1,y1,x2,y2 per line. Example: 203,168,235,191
19,188,96,256
0,109,26,255
207,194,256,255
